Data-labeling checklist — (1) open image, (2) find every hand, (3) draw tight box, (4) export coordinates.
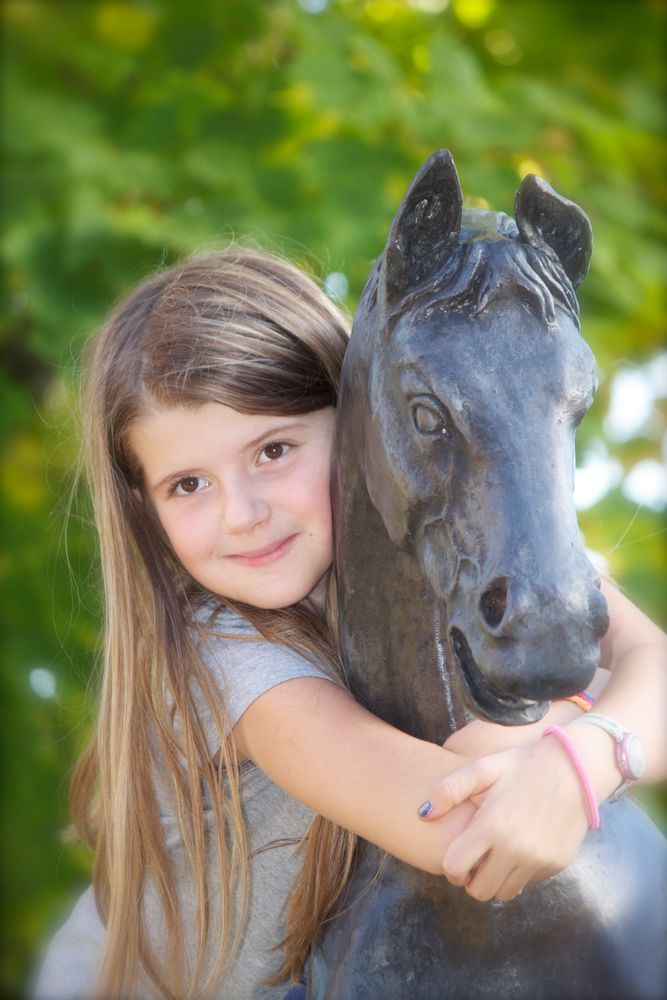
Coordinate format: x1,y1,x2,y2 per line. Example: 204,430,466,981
418,739,590,902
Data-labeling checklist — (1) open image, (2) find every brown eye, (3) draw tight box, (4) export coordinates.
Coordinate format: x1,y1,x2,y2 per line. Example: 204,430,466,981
258,441,290,464
173,476,208,496
412,403,448,437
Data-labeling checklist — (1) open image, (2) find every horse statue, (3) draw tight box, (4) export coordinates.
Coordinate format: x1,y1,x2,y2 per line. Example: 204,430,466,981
308,150,666,999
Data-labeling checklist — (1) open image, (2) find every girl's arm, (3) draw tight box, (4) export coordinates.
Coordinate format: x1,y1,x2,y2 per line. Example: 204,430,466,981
573,577,667,788
235,579,665,895
234,678,476,875
424,578,667,900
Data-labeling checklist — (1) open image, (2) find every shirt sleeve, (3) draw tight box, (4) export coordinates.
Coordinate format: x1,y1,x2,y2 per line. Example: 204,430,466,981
196,609,334,737
32,887,106,1000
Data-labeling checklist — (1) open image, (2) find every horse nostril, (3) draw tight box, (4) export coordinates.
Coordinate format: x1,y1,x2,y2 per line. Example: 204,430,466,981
480,583,508,629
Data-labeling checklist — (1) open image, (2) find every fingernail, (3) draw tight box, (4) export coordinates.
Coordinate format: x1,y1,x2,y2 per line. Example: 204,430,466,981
417,800,433,818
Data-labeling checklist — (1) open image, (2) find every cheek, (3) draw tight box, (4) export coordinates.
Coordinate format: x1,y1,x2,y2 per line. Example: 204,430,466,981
310,460,334,528
158,509,209,563
288,457,333,536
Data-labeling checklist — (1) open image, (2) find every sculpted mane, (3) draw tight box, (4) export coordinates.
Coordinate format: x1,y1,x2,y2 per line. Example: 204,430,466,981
369,210,581,334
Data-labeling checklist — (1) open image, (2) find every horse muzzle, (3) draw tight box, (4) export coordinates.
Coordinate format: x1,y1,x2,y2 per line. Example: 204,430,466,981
446,574,609,725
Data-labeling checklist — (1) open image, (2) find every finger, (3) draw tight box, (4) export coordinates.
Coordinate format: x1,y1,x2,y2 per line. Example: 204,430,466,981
527,862,561,886
417,758,498,821
442,848,490,889
483,855,564,902
442,824,493,886
489,866,529,903
491,855,561,902
464,853,526,904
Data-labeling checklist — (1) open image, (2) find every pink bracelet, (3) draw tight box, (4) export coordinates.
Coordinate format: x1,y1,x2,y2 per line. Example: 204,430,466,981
542,725,600,831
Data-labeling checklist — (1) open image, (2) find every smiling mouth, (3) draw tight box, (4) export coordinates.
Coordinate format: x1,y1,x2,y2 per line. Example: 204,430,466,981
449,627,546,724
226,534,298,567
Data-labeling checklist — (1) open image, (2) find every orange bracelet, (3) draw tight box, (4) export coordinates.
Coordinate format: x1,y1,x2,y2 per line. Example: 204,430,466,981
565,691,595,712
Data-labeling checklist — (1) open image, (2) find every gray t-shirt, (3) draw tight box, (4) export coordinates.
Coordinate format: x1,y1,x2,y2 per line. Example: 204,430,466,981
34,608,333,999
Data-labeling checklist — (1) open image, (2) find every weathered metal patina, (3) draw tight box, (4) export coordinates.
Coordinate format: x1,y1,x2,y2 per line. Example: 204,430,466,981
309,150,666,999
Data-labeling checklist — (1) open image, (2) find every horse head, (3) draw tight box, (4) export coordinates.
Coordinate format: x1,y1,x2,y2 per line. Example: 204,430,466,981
347,150,609,725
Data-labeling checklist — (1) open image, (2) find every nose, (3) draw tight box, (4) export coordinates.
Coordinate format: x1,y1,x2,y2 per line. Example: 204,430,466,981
219,476,270,534
478,572,608,641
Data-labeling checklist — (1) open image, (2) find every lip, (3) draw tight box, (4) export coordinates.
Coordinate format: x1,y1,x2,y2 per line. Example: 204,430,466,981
225,533,298,567
449,627,547,725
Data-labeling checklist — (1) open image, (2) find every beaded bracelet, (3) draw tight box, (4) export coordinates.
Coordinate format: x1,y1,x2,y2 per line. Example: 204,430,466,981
542,725,600,830
565,690,595,712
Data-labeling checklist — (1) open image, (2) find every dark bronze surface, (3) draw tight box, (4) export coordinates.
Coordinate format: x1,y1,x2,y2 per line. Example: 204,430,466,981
311,150,666,999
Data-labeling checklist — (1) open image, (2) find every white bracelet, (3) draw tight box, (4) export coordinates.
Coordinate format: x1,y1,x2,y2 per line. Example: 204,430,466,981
574,713,645,799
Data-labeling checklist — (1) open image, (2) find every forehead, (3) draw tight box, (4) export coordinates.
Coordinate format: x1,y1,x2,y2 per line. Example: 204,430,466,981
128,401,335,473
388,301,596,404
129,401,252,451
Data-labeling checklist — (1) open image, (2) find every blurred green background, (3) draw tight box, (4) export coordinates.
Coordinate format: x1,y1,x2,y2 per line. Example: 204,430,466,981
2,0,665,995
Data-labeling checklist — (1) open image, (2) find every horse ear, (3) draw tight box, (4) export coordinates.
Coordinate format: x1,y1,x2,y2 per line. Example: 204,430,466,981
382,149,463,308
515,174,593,289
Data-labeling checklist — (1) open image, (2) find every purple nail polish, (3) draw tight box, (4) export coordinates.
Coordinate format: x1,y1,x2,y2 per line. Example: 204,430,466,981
417,800,433,818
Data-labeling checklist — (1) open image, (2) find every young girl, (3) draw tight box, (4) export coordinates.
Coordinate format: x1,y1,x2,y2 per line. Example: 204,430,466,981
35,247,666,999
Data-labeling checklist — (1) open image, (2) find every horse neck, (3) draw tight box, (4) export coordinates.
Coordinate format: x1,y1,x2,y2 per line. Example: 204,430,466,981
333,388,465,744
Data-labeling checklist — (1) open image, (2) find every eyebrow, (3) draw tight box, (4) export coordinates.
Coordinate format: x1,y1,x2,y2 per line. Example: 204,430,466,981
243,419,309,450
149,420,311,494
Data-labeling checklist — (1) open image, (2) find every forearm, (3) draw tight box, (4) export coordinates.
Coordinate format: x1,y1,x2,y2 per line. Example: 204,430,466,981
580,578,667,789
235,677,475,874
555,578,667,806
563,642,667,805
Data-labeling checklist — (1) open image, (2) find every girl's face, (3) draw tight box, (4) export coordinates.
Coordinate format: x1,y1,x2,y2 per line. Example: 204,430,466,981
129,402,335,610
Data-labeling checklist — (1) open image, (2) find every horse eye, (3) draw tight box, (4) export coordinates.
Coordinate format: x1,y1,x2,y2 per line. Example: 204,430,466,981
412,403,448,437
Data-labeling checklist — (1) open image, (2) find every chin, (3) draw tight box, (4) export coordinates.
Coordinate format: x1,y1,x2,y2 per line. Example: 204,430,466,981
234,588,313,611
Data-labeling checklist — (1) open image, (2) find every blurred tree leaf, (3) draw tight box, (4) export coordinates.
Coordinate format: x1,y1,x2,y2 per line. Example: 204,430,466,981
2,0,665,993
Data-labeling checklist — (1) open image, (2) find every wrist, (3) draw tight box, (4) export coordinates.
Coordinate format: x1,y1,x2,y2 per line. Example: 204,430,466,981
572,713,646,799
562,720,621,805
541,726,600,829
535,731,596,832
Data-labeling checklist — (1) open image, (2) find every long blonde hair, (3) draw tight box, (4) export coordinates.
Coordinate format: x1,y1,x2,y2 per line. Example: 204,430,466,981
70,247,355,997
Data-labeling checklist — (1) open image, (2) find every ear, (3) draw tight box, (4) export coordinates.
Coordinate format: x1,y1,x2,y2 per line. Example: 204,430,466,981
382,149,463,309
515,174,593,288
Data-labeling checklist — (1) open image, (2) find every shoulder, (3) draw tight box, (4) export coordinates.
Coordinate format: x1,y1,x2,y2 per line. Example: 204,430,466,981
192,603,334,730
33,887,105,999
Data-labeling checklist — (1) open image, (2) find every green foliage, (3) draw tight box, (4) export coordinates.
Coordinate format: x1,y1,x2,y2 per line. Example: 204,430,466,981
2,0,665,994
